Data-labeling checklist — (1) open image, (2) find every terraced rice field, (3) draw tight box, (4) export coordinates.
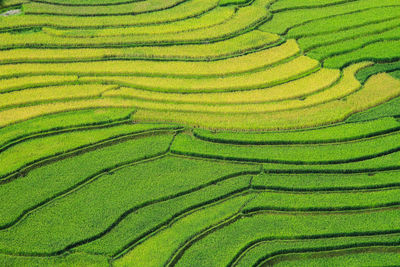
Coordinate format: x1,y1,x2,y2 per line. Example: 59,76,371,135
1,0,400,266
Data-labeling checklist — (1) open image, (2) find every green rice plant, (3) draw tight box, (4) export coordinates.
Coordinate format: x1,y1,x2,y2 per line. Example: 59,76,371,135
113,194,253,267
173,209,400,267
0,0,220,29
0,30,279,66
0,122,176,179
347,96,400,122
0,0,26,8
253,171,400,191
1,1,400,265
24,0,186,16
270,0,351,12
171,129,400,164
322,40,400,68
81,56,319,93
219,0,252,6
297,17,400,54
245,188,400,212
76,172,256,256
1,0,27,7
306,27,400,63
193,117,400,145
271,249,400,267
39,0,141,5
235,235,400,267
0,107,134,149
356,61,400,83
0,156,257,254
260,0,400,35
0,75,78,93
287,6,400,39
0,39,296,78
42,7,235,37
297,16,400,54
260,148,400,173
391,70,400,79
0,252,108,267
0,84,116,110
0,133,176,228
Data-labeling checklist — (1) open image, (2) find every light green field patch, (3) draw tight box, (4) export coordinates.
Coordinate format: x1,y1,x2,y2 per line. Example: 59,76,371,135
194,117,400,144
113,194,252,267
0,107,134,148
0,123,175,179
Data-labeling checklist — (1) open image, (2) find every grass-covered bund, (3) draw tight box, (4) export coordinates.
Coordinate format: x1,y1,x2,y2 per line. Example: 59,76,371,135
1,0,400,266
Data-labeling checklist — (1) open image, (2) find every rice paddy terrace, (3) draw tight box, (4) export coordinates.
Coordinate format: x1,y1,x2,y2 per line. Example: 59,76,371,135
1,0,400,266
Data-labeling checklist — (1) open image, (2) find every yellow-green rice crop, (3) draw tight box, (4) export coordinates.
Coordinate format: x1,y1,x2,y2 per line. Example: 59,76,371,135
0,98,136,127
0,31,280,66
81,56,319,93
42,7,236,37
131,72,400,129
102,69,340,113
0,0,220,28
0,75,78,93
0,40,296,78
24,0,186,16
0,84,115,110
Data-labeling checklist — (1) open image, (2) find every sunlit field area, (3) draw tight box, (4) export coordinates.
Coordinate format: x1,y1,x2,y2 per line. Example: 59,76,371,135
1,0,400,266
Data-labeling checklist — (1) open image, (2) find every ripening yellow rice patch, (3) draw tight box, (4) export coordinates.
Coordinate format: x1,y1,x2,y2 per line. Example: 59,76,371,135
131,69,400,130
1,0,28,6
0,40,298,78
0,0,270,48
348,72,400,112
102,63,370,115
42,7,236,37
294,62,372,105
0,0,220,28
102,69,340,113
0,48,126,63
249,62,371,112
0,84,115,109
0,75,78,93
24,0,187,16
80,56,319,93
132,106,344,130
